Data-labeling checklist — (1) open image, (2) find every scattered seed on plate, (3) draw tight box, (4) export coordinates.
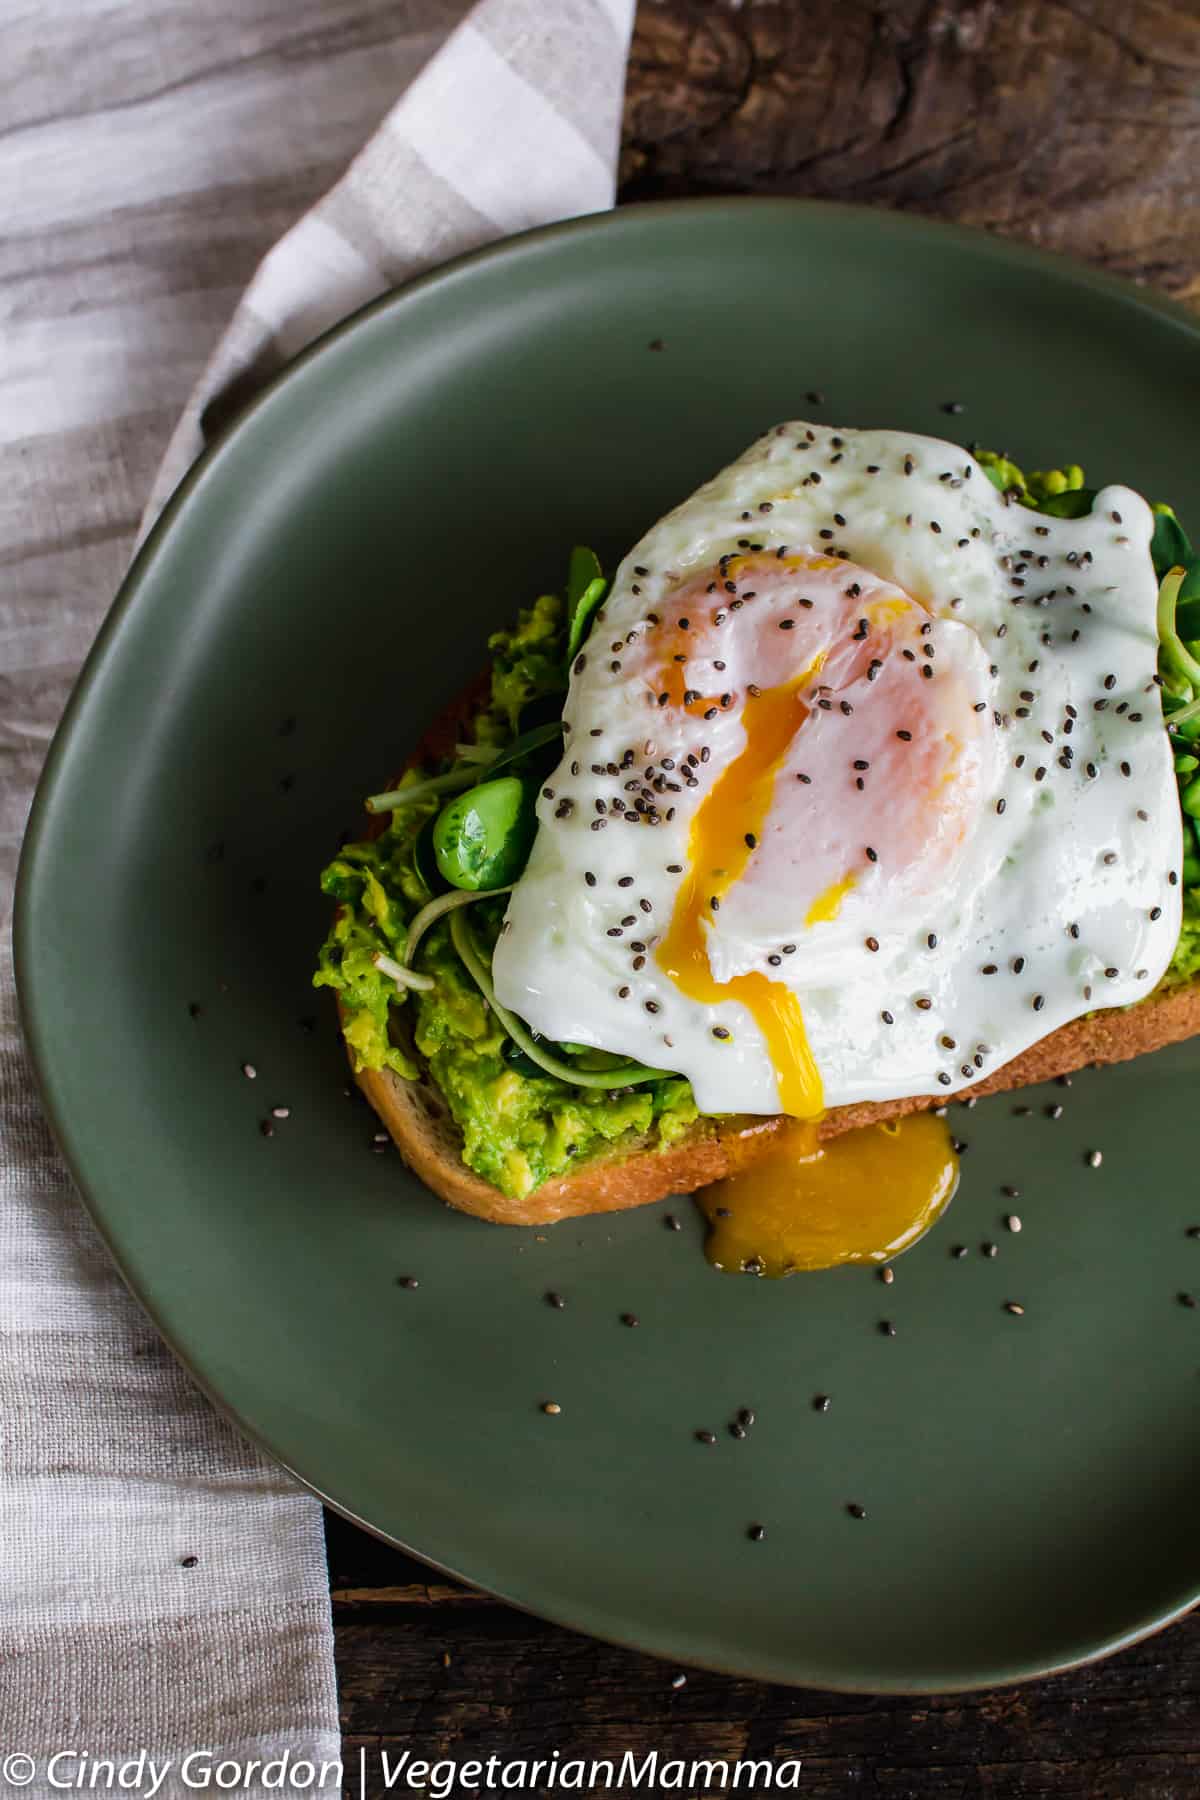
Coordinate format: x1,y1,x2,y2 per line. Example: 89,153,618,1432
813,1394,831,1413
396,1275,419,1290
546,1291,566,1310
981,1242,998,1258
1004,1301,1025,1316
1179,1292,1197,1310
879,1266,895,1285
847,1503,868,1520
1085,1149,1103,1168
729,1421,747,1440
242,1062,257,1080
695,1429,717,1445
951,1244,968,1259
1005,1214,1022,1233
878,1319,896,1337
542,1401,562,1415
621,1312,639,1328
747,1524,766,1542
671,1674,687,1690
271,1105,290,1120
664,1213,681,1232
259,1119,274,1139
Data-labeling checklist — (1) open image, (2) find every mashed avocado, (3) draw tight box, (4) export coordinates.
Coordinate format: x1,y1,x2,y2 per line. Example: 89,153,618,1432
315,596,699,1199
318,473,1200,1199
1166,890,1200,988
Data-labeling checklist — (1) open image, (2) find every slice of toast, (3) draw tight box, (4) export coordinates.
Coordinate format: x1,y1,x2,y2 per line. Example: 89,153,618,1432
338,683,1200,1226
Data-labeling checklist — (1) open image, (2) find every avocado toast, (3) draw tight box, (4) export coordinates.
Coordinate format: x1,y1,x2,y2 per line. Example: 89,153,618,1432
316,436,1200,1226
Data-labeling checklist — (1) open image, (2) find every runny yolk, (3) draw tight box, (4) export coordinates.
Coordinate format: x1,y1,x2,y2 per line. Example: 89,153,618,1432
655,672,825,1118
699,1113,960,1276
804,872,855,928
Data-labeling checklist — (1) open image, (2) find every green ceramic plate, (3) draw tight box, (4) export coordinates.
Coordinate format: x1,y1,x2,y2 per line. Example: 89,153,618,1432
16,200,1200,1693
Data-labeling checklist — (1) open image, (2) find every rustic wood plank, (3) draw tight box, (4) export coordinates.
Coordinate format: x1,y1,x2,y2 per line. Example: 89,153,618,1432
325,1513,1200,1797
620,0,1200,304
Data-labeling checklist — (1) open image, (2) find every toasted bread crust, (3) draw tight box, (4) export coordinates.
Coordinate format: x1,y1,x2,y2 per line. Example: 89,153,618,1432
349,980,1200,1223
336,681,1200,1226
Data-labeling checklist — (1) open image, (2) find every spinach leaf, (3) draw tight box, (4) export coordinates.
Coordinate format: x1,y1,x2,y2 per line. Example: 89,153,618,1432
1151,506,1193,576
1037,487,1097,519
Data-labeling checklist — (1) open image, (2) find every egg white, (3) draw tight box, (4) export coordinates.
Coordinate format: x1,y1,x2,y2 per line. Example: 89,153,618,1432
492,423,1182,1115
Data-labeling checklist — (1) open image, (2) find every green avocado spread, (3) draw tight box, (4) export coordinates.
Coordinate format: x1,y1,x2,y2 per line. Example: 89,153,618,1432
315,597,699,1198
317,450,1200,1201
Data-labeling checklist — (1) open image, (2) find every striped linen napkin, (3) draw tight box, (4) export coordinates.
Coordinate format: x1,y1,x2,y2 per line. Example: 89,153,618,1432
1,0,633,1790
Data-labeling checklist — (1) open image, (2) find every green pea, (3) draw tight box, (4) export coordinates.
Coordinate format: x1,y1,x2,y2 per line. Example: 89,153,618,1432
433,776,536,890
1182,774,1200,820
1174,753,1199,775
1183,848,1200,888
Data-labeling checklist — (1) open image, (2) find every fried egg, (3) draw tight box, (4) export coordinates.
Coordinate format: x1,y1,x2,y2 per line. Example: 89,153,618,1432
493,423,1183,1118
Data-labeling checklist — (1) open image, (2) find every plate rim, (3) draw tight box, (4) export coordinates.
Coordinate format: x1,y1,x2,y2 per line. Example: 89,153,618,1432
14,195,1200,1695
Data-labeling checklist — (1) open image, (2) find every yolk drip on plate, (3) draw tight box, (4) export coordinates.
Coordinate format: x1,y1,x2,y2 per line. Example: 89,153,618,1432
655,670,825,1118
645,550,978,1269
699,1112,960,1275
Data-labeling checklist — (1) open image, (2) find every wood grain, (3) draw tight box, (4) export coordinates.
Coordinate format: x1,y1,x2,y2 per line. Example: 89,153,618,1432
620,0,1200,304
328,1517,1200,1800
328,2,1200,1790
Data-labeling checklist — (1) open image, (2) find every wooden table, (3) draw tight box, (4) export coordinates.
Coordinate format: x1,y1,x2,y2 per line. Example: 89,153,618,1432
329,6,1200,1793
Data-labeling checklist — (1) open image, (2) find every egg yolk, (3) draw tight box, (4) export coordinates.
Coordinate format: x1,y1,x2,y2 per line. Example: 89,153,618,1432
649,551,988,1119
655,669,826,1118
699,1112,959,1275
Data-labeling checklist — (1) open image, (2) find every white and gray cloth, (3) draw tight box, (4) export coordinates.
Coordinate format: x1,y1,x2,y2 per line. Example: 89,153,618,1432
0,0,634,1788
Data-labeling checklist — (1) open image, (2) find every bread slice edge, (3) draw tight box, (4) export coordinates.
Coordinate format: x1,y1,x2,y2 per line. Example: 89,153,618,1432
333,673,1200,1225
346,978,1200,1224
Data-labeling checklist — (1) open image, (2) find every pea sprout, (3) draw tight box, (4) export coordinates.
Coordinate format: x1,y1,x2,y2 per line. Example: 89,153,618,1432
365,765,480,815
372,951,435,994
448,908,673,1090
403,883,514,972
1157,566,1200,692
